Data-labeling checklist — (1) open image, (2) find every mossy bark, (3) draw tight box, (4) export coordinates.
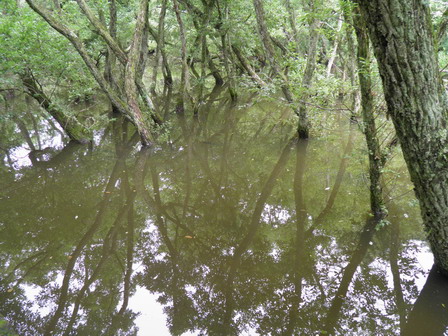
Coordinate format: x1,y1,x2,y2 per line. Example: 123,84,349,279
358,0,448,275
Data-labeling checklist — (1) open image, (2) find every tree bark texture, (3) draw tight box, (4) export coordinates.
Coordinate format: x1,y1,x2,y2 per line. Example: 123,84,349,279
125,0,154,146
358,0,448,274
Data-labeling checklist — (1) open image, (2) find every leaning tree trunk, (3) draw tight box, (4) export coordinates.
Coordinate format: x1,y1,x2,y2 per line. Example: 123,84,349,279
358,0,448,275
25,0,156,146
21,70,91,144
231,44,267,87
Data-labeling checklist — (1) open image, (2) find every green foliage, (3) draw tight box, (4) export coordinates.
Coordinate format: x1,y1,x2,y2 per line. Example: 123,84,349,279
0,1,97,100
0,318,18,336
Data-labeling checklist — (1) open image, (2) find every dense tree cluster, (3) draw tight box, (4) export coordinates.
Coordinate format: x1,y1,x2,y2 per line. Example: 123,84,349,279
1,0,378,144
2,0,448,334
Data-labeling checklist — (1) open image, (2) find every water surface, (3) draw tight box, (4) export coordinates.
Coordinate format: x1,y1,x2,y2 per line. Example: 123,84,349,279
0,98,445,335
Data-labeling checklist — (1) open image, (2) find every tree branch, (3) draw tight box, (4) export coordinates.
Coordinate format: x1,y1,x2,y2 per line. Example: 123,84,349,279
75,0,128,65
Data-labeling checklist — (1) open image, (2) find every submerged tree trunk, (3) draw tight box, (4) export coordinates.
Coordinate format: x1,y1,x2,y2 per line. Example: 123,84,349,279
252,0,312,139
25,0,156,146
322,217,378,334
387,199,407,331
358,0,448,275
402,264,448,335
21,70,91,144
14,116,36,152
284,140,308,335
221,138,294,334
297,1,321,139
353,7,385,218
125,0,153,146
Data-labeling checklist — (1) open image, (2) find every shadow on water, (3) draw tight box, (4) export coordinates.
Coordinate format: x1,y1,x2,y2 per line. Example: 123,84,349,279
0,94,447,335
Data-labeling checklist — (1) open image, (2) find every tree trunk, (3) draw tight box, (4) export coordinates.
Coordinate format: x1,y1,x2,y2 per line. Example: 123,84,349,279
173,0,190,114
252,0,278,70
253,0,311,138
297,1,321,139
21,70,91,144
342,4,360,119
104,0,117,90
136,19,164,127
326,15,343,78
283,0,301,54
231,44,267,87
195,0,215,116
358,0,448,275
353,7,385,218
148,23,173,88
205,43,224,86
217,0,237,101
151,0,169,94
25,0,156,146
124,0,153,146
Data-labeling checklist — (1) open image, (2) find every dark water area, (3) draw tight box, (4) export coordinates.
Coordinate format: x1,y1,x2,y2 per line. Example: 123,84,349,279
0,97,447,335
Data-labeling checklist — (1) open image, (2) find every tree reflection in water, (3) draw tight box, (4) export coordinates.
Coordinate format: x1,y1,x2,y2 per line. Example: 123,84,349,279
0,103,443,335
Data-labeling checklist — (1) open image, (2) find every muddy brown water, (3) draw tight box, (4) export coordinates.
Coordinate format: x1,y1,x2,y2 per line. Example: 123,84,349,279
0,99,445,335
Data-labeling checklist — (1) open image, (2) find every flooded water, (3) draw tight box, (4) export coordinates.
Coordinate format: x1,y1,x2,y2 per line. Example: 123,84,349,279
0,97,447,335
